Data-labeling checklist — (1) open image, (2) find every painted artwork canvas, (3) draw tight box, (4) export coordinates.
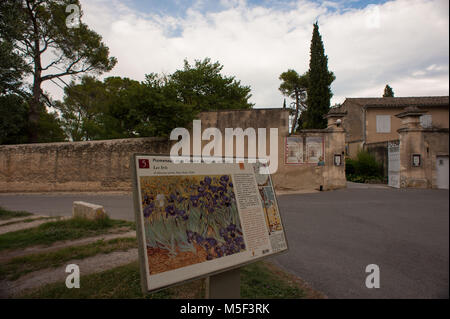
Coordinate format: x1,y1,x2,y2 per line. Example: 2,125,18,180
139,175,246,275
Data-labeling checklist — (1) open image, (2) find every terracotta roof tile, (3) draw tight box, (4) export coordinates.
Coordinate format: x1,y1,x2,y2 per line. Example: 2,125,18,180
343,96,449,108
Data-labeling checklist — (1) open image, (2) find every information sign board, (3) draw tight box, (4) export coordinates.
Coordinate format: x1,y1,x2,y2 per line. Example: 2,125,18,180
132,155,288,292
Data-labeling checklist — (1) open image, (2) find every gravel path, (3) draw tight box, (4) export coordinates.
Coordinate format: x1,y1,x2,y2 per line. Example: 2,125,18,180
0,230,136,263
0,249,138,298
0,216,67,235
0,215,48,226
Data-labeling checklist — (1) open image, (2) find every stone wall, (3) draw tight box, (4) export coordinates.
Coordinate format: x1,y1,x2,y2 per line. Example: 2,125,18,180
0,137,170,192
0,108,347,192
274,129,346,191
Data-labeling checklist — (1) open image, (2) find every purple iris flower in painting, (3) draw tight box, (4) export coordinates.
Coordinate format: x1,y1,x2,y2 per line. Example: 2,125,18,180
219,180,228,189
220,175,229,182
215,246,223,257
177,210,189,220
143,203,154,218
209,185,217,193
186,230,194,243
190,195,199,207
206,237,217,247
221,194,231,207
165,204,176,216
228,182,233,188
195,234,204,243
204,176,212,185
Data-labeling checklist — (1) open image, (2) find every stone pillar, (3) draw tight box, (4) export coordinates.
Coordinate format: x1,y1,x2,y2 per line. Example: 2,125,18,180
323,110,347,190
396,106,428,188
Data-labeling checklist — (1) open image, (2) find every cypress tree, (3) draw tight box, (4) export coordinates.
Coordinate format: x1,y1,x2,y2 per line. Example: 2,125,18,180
383,84,394,97
304,22,335,129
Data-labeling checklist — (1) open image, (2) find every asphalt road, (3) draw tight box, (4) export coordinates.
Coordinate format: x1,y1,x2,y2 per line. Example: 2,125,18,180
272,186,449,299
0,186,448,299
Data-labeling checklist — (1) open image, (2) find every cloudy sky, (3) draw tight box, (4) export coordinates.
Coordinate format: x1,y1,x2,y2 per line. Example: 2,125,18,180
43,0,449,108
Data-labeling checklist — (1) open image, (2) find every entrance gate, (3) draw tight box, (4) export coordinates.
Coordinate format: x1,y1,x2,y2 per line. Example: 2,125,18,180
436,156,449,189
388,141,400,188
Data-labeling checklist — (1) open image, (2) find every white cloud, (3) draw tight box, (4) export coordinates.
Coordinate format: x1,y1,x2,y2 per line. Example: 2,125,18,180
42,0,449,108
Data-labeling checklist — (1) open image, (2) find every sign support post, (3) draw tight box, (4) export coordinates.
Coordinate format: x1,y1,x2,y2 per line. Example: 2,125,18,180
206,268,241,299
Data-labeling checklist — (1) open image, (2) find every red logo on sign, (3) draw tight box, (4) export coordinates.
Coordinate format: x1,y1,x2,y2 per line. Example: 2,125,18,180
138,159,149,169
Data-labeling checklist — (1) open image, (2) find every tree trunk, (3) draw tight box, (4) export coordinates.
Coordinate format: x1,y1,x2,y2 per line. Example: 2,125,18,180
28,76,41,143
290,90,300,134
28,4,42,143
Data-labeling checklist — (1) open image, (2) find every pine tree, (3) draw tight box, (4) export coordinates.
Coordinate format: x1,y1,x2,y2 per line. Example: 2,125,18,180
278,69,308,134
383,84,394,97
304,22,335,129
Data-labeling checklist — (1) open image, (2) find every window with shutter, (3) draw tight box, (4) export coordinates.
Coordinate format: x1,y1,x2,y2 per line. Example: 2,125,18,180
376,115,391,133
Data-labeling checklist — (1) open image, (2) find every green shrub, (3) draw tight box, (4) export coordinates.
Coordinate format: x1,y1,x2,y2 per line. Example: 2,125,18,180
345,150,383,183
345,158,356,176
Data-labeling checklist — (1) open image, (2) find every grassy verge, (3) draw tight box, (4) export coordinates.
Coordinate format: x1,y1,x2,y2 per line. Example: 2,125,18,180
241,261,306,298
0,237,137,281
17,260,317,299
0,217,134,251
0,207,33,220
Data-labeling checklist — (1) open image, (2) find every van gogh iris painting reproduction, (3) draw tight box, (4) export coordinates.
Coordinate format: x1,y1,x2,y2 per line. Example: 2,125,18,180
140,175,246,275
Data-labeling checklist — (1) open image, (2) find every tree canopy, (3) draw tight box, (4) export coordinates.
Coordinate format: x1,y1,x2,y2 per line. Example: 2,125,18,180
0,2,253,144
278,69,308,134
168,58,253,112
56,58,253,141
0,0,117,142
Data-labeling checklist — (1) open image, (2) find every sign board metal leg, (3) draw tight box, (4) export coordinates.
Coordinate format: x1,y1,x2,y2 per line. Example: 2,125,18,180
205,268,241,299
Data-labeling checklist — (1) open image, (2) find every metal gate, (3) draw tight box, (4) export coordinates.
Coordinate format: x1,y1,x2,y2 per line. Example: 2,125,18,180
388,141,400,188
436,156,449,189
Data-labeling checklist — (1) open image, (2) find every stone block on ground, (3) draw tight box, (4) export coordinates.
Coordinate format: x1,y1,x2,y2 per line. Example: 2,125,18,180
72,201,107,220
